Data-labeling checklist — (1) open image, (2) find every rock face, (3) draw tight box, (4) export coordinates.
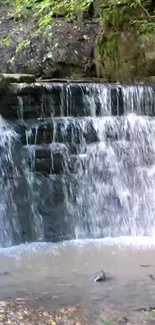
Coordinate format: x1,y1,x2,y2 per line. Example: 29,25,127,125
1,3,155,82
98,31,155,82
0,5,99,80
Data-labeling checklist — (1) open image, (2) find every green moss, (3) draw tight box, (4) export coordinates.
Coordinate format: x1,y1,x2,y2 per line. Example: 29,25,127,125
97,32,118,60
95,31,119,78
94,0,155,80
100,5,134,31
0,73,36,84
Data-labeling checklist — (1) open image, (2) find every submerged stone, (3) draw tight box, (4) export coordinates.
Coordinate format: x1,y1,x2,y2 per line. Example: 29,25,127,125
94,270,106,282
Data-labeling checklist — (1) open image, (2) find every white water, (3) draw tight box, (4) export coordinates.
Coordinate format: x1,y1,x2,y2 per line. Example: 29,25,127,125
70,114,155,238
1,83,155,246
0,116,20,247
22,84,155,242
42,83,155,116
1,236,155,256
0,116,43,247
1,84,155,309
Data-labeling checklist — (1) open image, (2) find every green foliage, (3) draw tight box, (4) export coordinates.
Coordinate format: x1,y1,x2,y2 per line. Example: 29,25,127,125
96,0,155,76
3,0,155,40
2,0,155,74
100,3,134,31
97,32,118,60
99,0,155,33
8,0,94,31
2,0,94,58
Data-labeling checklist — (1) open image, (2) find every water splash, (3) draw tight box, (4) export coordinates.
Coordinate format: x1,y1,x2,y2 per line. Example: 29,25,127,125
122,85,155,116
74,114,155,239
36,83,155,117
0,116,43,247
11,83,155,243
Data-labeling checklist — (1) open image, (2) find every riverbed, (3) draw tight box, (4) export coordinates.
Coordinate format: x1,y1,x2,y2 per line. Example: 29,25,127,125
0,237,155,313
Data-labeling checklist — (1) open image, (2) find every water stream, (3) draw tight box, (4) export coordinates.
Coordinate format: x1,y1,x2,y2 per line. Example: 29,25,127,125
1,83,155,245
0,83,155,307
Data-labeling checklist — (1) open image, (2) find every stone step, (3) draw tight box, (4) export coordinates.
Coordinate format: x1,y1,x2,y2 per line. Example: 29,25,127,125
0,73,36,84
24,122,155,175
16,115,155,152
1,82,155,119
25,144,87,175
17,118,99,148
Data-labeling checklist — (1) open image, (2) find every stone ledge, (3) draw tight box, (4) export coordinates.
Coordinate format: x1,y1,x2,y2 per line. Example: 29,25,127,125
0,73,36,84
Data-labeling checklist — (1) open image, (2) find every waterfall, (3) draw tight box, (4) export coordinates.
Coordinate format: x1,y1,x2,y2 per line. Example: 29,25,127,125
74,115,155,238
0,115,43,247
1,82,155,245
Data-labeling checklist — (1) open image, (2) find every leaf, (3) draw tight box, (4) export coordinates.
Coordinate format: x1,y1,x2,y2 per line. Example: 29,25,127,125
1,36,12,47
7,57,15,65
16,40,30,53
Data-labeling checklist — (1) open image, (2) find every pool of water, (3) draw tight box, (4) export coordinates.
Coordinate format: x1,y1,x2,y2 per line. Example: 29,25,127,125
0,237,155,310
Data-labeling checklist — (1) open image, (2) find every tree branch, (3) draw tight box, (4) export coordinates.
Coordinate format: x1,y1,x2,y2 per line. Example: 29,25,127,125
138,1,155,19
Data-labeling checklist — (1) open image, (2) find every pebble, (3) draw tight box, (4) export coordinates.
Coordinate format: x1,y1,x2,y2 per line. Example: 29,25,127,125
43,311,49,317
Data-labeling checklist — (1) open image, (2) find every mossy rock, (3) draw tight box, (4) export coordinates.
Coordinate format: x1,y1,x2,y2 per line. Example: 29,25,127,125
0,74,36,84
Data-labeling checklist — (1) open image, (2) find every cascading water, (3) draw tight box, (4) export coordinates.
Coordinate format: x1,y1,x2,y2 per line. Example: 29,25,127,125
1,82,155,245
74,115,155,238
0,115,43,247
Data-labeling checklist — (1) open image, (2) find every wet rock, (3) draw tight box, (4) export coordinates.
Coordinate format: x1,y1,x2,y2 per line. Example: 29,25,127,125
94,270,106,282
0,96,21,119
44,84,64,116
68,155,86,174
35,158,51,174
54,120,66,142
35,148,51,159
51,152,66,174
148,274,155,280
84,121,99,143
21,95,42,119
35,123,53,144
68,143,87,155
15,83,44,96
111,87,124,116
23,122,54,145
68,85,87,116
66,122,82,144
34,150,68,175
36,174,77,241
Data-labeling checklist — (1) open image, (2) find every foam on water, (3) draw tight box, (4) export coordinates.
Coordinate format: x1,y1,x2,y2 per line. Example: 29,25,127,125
1,236,155,258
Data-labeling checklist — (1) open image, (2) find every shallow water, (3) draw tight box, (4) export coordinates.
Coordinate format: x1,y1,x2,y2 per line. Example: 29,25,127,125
0,237,155,310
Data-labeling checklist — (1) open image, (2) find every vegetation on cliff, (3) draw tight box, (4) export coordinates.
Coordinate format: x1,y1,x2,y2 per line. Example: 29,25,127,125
2,0,155,80
3,1,155,49
96,0,155,78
